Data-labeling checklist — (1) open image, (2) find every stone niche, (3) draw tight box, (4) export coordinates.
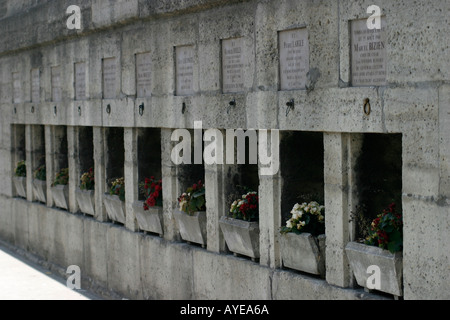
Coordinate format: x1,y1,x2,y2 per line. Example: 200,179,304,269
137,128,162,200
78,126,94,175
354,133,402,240
105,127,125,184
12,124,26,198
280,131,325,223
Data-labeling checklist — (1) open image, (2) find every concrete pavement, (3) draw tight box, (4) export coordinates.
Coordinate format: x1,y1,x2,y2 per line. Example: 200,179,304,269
0,243,101,300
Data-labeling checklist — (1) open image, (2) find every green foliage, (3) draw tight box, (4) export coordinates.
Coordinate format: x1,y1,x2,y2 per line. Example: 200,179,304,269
52,168,69,186
80,168,95,191
364,203,403,253
178,181,206,215
109,177,125,202
280,201,325,237
14,160,26,177
34,165,46,181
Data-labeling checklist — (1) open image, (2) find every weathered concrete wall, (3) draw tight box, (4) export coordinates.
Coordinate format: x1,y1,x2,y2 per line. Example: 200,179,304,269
0,0,449,300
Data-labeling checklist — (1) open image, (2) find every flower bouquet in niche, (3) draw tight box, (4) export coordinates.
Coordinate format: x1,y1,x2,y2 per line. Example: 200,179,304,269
33,164,47,203
345,202,404,298
76,168,95,216
13,160,27,198
51,168,69,210
174,180,207,247
104,177,126,224
280,201,326,277
220,188,260,261
134,177,164,236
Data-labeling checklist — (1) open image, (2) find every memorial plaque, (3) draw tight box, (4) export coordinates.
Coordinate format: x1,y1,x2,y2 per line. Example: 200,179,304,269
176,46,194,96
75,62,86,100
222,37,246,94
279,28,310,90
103,57,117,99
136,52,152,98
351,17,387,86
51,66,62,102
12,72,21,103
31,68,40,103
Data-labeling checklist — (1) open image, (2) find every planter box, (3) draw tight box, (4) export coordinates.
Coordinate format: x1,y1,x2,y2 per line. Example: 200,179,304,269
173,209,207,247
103,194,126,224
133,200,164,236
345,241,403,297
280,232,326,277
51,184,69,210
219,216,260,260
76,189,95,216
33,179,47,203
13,176,27,198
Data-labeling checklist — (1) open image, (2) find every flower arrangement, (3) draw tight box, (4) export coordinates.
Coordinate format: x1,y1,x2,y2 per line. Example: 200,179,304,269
34,165,46,181
281,201,325,237
14,160,26,177
80,168,95,191
364,203,402,253
52,168,69,186
178,180,206,215
140,176,163,210
109,177,125,202
229,191,259,222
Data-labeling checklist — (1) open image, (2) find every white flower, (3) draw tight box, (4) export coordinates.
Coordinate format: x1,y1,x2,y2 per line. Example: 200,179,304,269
286,220,293,229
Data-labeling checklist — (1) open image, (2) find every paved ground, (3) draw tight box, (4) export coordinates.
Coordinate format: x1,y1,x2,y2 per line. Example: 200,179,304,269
0,244,102,300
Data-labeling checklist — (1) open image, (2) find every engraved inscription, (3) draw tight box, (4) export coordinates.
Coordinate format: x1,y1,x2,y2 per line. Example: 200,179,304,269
103,57,117,99
222,37,245,93
75,62,86,100
51,66,62,102
351,17,387,86
136,52,152,98
176,46,194,96
31,68,40,103
12,72,21,104
279,29,310,90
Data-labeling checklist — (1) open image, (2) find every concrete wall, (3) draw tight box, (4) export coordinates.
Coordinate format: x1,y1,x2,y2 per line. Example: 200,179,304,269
0,0,449,299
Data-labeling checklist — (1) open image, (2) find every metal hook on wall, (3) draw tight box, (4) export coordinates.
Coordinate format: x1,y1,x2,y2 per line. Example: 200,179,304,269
227,98,236,114
182,102,187,114
78,106,82,117
54,106,57,115
106,104,111,114
363,98,371,116
286,99,294,117
139,103,144,116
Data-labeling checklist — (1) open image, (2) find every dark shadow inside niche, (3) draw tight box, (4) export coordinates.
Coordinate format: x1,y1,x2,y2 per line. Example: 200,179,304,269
138,128,162,200
178,129,205,193
354,133,402,240
33,125,46,169
54,126,68,171
105,127,124,183
78,126,94,173
280,131,325,224
12,124,26,163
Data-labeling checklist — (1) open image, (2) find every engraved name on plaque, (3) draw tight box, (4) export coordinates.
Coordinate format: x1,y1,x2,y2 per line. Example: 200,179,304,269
176,46,194,96
136,52,152,98
351,17,387,86
222,37,246,94
279,28,310,90
103,57,117,99
75,62,86,100
31,68,40,103
12,72,21,104
51,66,62,102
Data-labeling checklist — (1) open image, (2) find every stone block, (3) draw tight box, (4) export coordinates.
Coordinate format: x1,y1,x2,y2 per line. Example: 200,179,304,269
133,200,164,236
103,194,126,224
13,176,27,198
219,216,260,260
33,179,46,204
76,188,95,216
174,209,207,247
51,184,69,210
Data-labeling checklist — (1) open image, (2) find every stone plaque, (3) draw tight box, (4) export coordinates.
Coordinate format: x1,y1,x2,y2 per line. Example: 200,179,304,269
31,68,40,103
136,52,152,98
351,17,387,86
103,57,117,99
222,37,246,93
51,66,62,102
12,72,21,104
75,62,86,100
279,28,310,90
176,46,194,96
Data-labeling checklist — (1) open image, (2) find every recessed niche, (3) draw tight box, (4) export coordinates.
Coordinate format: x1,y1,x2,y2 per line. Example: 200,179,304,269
280,131,325,223
52,126,68,173
105,127,124,183
78,126,94,174
354,133,402,240
138,128,162,200
11,124,26,198
177,129,205,193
